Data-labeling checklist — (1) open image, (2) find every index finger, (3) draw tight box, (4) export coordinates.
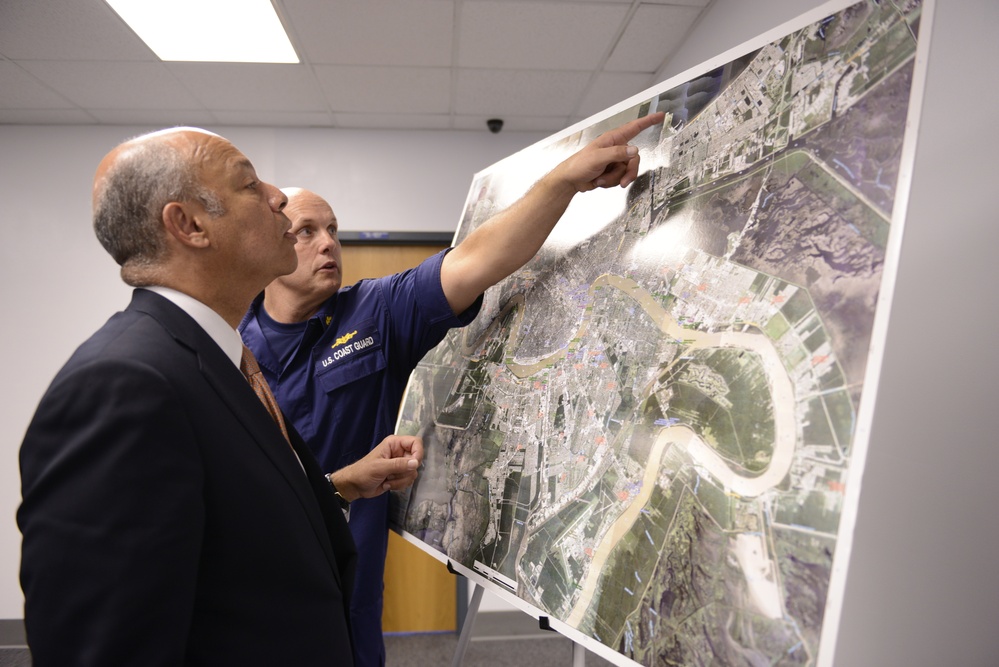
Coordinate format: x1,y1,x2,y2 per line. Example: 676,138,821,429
598,111,666,147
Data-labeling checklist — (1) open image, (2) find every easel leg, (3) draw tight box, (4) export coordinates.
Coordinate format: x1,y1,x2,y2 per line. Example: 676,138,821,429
572,640,586,667
450,582,484,667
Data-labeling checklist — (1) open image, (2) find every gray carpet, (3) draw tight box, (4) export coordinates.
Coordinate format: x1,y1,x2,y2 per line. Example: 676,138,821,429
384,611,617,666
386,632,615,666
0,649,29,667
0,638,615,667
0,612,620,666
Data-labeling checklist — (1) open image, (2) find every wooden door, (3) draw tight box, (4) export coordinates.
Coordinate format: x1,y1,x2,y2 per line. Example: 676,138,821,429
340,242,457,634
340,244,449,288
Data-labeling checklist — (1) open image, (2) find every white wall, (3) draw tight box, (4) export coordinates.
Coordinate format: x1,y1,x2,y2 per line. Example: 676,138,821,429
662,0,999,665
0,124,543,619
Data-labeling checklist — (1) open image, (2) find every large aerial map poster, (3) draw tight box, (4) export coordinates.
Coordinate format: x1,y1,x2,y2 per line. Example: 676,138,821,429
392,1,929,665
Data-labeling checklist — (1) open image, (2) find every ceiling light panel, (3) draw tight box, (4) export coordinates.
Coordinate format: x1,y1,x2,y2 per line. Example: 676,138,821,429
104,0,298,63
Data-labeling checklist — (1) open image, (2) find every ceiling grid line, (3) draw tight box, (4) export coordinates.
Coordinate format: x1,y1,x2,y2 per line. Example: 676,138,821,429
566,0,646,124
0,0,711,131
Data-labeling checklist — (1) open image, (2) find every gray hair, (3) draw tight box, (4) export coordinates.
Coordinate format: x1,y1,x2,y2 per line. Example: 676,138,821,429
93,136,225,274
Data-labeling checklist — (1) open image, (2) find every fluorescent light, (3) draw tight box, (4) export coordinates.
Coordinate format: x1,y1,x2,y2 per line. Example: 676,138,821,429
105,0,299,63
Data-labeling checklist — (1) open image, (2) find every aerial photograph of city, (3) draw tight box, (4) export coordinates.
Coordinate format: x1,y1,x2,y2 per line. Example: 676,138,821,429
393,1,925,664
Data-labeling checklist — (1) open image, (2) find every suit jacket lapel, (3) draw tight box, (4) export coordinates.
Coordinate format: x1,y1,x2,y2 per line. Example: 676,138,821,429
126,290,346,585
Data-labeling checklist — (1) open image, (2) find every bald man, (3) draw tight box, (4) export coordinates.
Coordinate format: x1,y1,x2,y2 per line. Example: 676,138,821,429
18,127,423,666
238,112,666,666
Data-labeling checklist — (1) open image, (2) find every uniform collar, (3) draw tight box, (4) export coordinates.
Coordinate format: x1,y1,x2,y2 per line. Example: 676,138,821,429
240,290,338,330
314,291,338,329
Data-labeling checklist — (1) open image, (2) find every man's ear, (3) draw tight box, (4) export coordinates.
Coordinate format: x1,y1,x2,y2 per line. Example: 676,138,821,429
162,201,210,249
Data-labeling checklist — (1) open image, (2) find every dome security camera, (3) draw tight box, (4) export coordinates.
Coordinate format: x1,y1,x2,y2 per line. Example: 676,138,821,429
487,118,504,134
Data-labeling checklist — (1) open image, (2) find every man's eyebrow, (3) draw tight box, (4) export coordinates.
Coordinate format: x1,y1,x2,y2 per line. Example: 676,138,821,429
232,157,255,173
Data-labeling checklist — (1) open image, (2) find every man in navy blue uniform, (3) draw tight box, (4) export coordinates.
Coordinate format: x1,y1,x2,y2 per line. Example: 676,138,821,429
239,112,665,666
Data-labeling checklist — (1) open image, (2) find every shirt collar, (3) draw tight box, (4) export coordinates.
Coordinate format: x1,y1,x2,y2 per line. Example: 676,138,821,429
143,286,243,368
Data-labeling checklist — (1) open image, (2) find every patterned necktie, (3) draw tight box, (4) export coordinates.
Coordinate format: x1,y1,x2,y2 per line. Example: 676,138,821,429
240,345,291,444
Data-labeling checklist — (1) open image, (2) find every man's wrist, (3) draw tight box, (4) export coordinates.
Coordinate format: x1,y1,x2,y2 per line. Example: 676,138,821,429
325,473,351,510
539,168,580,199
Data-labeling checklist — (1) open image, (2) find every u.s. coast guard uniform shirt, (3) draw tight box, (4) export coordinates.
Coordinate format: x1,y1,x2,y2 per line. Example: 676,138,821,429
239,250,480,471
238,248,481,665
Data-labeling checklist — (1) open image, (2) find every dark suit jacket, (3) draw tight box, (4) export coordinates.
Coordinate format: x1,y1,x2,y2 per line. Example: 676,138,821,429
18,289,357,666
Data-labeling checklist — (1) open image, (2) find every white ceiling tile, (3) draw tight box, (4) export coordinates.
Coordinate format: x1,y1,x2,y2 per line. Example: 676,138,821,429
455,68,591,116
281,0,454,66
459,1,629,70
605,4,702,72
17,61,202,109
0,62,75,109
0,0,155,61
315,66,451,114
576,72,657,119
0,108,96,124
334,113,454,130
0,0,709,129
167,63,327,112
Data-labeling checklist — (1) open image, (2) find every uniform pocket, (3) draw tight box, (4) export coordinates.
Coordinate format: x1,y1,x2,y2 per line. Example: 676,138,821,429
314,324,386,394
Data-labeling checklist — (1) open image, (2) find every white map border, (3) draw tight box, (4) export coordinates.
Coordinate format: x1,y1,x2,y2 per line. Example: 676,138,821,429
815,0,934,663
394,1,935,664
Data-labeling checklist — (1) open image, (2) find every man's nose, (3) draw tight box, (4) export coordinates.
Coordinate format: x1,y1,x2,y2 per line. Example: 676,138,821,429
266,183,288,212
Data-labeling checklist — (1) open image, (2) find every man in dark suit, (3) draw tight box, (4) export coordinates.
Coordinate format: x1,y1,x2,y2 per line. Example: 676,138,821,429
17,127,422,666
